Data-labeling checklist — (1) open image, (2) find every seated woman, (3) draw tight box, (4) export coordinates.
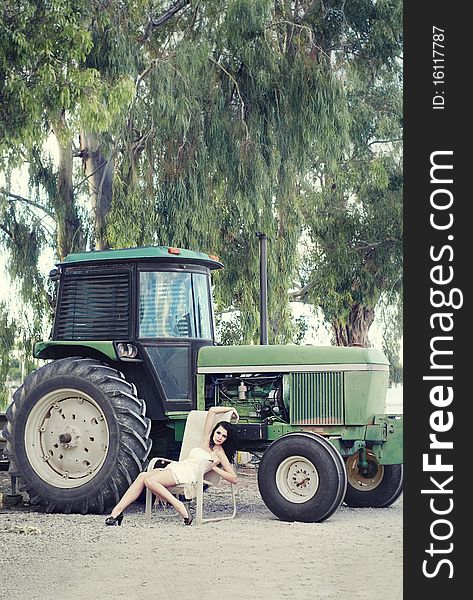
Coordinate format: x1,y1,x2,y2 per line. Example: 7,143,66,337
105,406,239,526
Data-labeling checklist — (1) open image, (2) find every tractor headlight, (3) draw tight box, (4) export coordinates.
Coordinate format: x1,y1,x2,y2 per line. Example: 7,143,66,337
116,342,139,359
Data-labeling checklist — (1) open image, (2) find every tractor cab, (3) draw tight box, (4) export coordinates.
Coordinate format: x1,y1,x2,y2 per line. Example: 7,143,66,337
35,246,223,417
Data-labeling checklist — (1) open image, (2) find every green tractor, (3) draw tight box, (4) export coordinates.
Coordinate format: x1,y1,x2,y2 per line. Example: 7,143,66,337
2,245,402,522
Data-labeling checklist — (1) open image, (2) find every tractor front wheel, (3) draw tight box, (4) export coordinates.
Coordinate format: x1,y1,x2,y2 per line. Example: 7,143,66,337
343,449,403,508
2,357,151,514
257,433,347,523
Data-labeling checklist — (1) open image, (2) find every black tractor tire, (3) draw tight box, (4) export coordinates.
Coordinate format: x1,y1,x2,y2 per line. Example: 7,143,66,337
257,432,347,523
343,449,403,508
2,357,152,514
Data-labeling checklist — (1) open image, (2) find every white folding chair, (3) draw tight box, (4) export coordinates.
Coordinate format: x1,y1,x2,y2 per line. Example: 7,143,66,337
145,410,237,525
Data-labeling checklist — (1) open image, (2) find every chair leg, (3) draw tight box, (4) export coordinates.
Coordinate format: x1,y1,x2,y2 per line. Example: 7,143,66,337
145,488,153,521
195,478,204,525
200,482,237,524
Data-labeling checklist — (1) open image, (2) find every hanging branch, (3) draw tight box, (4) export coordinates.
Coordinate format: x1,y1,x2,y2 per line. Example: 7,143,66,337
0,223,13,239
354,238,399,252
209,58,250,141
0,188,55,218
288,281,316,301
141,0,191,43
72,159,109,193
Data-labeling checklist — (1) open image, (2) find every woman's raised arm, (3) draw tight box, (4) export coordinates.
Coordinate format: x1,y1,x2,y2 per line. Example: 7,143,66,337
203,406,239,440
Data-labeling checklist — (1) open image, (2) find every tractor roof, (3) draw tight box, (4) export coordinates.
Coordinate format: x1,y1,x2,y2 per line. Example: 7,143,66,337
60,246,224,270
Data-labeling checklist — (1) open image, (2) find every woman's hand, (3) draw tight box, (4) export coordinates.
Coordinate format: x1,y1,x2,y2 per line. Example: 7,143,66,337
231,408,239,423
212,462,238,485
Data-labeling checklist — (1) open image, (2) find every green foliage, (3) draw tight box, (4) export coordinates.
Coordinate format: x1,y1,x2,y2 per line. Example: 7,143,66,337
0,0,93,153
7,357,21,382
298,14,403,351
1,1,403,374
1,0,145,318
304,161,402,313
109,1,357,343
0,302,16,408
0,300,43,409
216,314,244,346
292,316,309,346
378,296,403,384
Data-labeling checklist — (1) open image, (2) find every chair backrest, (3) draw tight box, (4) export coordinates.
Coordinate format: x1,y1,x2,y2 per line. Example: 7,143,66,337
179,410,233,485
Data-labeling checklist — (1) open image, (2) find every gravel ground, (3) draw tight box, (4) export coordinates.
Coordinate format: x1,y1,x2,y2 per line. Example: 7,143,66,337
0,465,402,600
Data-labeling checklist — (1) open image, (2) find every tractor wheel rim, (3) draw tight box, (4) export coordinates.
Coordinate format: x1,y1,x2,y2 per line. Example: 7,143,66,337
275,455,319,503
346,450,384,491
24,389,110,489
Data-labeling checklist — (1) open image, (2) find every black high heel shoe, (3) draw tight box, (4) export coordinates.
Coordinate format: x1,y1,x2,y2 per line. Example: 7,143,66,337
183,508,193,526
176,499,193,525
105,513,124,526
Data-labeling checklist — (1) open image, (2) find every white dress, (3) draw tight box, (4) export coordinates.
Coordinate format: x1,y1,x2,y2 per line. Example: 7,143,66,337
164,447,215,499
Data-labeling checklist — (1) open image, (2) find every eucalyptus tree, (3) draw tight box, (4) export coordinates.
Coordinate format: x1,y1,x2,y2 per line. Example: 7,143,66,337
1,0,88,311
292,0,403,361
108,0,353,343
1,0,402,366
0,0,136,351
0,0,167,401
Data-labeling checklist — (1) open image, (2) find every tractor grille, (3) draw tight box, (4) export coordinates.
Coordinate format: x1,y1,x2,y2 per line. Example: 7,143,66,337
290,372,344,425
55,269,131,340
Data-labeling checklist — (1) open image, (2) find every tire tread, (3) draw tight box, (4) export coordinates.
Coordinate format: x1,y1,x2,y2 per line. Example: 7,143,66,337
2,357,152,514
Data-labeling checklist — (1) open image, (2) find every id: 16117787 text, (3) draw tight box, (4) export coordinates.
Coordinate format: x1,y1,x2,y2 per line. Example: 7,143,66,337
432,26,445,110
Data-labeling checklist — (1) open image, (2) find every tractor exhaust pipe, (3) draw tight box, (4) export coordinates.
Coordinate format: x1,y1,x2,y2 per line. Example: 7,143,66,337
256,232,268,345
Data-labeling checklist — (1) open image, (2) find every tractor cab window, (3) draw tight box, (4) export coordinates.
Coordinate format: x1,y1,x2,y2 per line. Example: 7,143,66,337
192,272,212,340
139,271,213,339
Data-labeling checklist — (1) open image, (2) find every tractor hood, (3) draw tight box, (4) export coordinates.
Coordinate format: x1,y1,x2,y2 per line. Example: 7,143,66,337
197,344,389,374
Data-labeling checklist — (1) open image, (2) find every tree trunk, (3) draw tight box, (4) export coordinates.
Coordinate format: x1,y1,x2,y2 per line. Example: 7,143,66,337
53,136,84,261
332,303,375,347
79,132,114,250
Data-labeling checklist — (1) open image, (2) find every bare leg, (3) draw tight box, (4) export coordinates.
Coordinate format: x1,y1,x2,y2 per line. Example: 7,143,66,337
110,471,153,518
144,471,189,519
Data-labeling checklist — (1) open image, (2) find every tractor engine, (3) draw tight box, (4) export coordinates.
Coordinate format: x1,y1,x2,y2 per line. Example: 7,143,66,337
206,374,288,422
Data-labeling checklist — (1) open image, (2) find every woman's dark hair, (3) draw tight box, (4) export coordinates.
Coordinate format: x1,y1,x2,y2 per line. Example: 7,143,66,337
209,421,237,463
